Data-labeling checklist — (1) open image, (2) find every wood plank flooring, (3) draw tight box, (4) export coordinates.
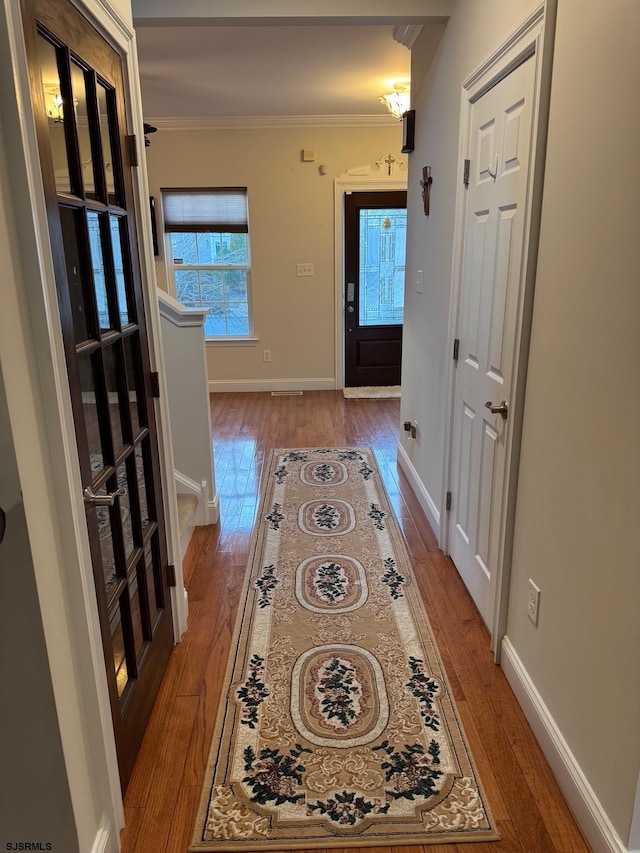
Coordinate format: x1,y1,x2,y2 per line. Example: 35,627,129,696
121,391,591,853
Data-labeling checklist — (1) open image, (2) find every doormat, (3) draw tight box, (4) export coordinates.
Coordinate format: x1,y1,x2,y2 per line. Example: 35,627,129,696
191,448,497,851
343,386,401,399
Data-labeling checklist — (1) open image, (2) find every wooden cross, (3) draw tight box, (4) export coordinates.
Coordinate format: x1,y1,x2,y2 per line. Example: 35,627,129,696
376,153,400,176
420,166,433,215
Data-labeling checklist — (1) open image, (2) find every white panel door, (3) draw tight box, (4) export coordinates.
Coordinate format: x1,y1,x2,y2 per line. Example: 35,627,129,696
449,55,536,628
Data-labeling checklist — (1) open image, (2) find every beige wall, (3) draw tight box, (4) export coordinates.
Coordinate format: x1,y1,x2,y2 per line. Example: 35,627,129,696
0,367,79,851
403,0,640,845
507,0,640,841
110,0,132,26
401,0,538,515
145,125,402,386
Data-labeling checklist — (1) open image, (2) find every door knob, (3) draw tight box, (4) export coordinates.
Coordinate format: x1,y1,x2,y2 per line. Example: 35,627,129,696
83,486,126,507
346,305,354,313
484,400,509,420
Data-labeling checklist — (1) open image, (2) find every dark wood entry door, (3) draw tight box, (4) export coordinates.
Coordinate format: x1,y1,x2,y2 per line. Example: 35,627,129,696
344,191,407,387
21,0,174,791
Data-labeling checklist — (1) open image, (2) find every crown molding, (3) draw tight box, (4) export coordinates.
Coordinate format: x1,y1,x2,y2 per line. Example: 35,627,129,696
393,24,424,48
144,114,401,131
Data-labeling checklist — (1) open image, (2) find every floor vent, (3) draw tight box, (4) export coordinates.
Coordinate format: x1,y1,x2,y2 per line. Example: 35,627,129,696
271,390,304,396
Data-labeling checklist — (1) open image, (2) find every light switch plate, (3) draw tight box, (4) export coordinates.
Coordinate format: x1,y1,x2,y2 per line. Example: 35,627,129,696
416,270,424,293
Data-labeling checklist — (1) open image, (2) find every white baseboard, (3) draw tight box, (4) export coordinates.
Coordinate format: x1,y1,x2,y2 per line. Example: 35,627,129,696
396,442,440,539
208,493,220,524
208,377,335,393
501,637,628,853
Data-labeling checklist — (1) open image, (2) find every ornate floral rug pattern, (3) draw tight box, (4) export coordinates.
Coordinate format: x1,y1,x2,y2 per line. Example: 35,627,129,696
191,448,497,850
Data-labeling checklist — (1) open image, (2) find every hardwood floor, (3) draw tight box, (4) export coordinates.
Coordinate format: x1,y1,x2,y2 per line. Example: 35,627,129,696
121,391,591,853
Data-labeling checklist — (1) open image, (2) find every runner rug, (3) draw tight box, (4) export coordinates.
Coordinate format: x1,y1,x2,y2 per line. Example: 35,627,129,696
191,448,497,851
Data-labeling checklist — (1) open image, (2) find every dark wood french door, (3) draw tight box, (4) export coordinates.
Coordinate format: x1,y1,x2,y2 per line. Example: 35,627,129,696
344,190,407,387
21,0,174,791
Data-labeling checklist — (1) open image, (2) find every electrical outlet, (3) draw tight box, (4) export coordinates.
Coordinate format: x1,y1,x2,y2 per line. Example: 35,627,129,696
527,579,541,626
263,349,271,362
296,263,314,277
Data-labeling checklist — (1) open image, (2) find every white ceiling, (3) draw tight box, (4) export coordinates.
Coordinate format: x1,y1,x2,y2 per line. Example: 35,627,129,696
134,24,414,125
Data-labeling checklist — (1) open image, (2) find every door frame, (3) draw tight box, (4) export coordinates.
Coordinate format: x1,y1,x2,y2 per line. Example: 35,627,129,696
441,2,556,658
0,0,186,845
333,157,408,389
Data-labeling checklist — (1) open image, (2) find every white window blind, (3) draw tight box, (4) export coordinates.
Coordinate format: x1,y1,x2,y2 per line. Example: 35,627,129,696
162,188,248,233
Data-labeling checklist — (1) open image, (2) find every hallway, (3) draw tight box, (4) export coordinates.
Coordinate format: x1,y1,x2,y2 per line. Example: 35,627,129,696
120,390,590,853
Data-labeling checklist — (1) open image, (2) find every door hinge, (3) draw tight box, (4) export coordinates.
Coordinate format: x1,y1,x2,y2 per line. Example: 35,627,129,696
167,563,176,587
453,338,460,362
150,371,160,398
446,492,452,512
463,158,470,188
126,134,139,167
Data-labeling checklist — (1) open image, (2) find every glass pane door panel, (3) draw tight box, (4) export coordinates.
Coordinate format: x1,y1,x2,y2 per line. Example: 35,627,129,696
110,605,128,697
358,208,406,327
128,570,145,659
96,498,118,598
87,211,111,331
103,345,124,453
134,443,150,532
70,61,95,199
80,355,104,468
109,214,131,325
116,461,135,561
144,536,162,625
37,35,71,194
123,334,145,435
97,82,117,203
60,206,90,343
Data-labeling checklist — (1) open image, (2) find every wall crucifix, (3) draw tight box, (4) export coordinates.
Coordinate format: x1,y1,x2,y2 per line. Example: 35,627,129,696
420,165,433,215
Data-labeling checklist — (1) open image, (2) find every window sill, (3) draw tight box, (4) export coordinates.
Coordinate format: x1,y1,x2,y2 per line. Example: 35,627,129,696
206,337,259,347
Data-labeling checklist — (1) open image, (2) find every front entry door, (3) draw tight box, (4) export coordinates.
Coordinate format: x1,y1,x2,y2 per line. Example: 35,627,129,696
22,0,174,791
449,55,536,628
344,191,407,387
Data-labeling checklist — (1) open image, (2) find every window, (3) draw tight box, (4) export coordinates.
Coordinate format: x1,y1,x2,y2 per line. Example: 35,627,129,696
162,188,252,338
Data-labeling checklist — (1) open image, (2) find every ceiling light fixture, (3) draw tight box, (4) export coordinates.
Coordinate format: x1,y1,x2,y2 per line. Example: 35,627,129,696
379,83,410,120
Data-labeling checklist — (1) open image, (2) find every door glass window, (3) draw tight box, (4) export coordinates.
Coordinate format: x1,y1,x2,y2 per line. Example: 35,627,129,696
123,334,145,436
109,214,131,326
110,605,128,697
134,443,150,531
129,571,145,659
87,211,111,331
80,355,104,468
38,35,71,194
103,345,124,453
117,461,135,561
97,82,117,203
96,494,118,599
358,208,406,327
69,62,95,198
60,206,90,343
144,536,163,625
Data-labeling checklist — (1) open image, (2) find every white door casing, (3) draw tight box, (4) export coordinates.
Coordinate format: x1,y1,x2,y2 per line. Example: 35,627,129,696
449,55,536,629
443,3,554,655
